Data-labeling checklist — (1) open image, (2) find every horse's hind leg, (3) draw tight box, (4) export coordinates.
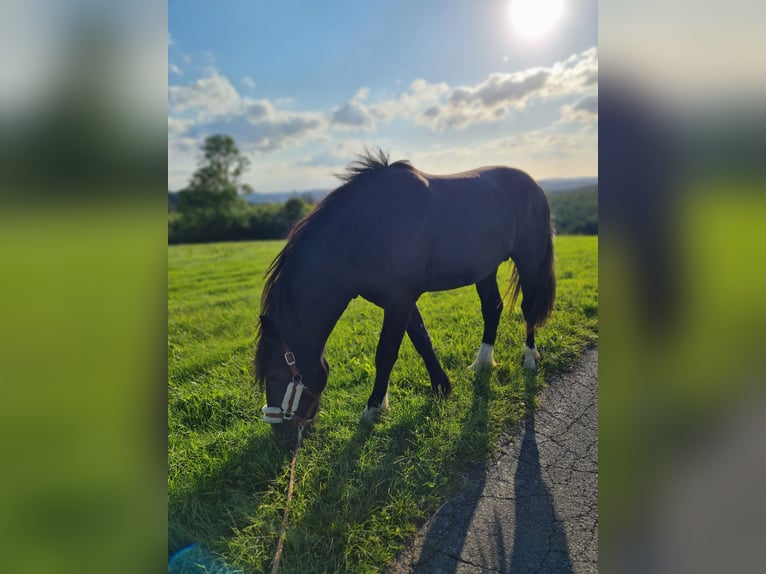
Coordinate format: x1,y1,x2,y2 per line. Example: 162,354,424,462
518,267,544,370
470,269,503,371
513,228,555,371
407,304,452,396
523,321,541,370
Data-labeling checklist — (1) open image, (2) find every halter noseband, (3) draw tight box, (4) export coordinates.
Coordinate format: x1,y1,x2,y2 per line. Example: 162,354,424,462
261,341,321,426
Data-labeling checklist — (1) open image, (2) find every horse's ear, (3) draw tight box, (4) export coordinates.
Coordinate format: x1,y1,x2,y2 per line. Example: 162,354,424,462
260,315,280,340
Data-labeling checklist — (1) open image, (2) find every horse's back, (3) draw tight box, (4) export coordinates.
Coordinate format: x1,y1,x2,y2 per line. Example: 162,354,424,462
419,166,547,291
427,165,540,197
328,164,547,299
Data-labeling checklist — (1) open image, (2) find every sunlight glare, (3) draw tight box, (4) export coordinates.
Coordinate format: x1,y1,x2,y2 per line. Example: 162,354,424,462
510,0,565,40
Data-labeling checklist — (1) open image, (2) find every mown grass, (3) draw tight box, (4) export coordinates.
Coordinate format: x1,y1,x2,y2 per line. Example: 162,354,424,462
168,235,597,573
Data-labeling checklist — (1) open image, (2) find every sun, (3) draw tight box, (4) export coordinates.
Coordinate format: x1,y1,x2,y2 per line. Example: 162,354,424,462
510,0,565,40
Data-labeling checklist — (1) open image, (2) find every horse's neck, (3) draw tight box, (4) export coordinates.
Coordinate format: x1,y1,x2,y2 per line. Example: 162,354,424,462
279,268,351,361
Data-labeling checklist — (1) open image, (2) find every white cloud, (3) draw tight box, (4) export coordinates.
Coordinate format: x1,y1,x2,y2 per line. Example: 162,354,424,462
417,47,598,130
168,116,191,137
559,94,598,124
330,87,376,130
245,112,325,151
179,98,326,153
372,78,450,122
242,99,325,151
241,75,256,89
547,47,598,94
331,100,375,129
168,66,243,119
454,68,549,107
169,63,183,76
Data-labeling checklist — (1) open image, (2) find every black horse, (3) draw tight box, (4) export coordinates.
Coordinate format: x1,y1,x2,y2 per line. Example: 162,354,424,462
255,150,555,426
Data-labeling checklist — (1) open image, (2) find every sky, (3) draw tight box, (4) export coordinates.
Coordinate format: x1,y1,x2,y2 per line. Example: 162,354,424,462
168,0,598,193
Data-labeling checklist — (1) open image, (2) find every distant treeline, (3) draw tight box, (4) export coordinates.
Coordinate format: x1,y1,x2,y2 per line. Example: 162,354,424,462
168,185,597,244
548,186,598,235
168,192,313,244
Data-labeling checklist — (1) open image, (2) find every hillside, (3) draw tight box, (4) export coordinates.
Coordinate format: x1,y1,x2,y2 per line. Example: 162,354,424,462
548,185,598,235
169,178,598,208
539,176,598,193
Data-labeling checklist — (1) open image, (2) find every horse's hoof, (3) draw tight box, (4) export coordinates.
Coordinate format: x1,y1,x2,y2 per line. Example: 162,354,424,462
524,346,541,370
362,406,381,422
432,381,453,399
362,393,388,422
470,343,497,372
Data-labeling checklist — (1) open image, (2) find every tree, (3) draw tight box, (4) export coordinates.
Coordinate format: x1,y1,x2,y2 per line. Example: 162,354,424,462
283,197,306,221
175,134,251,242
187,134,251,194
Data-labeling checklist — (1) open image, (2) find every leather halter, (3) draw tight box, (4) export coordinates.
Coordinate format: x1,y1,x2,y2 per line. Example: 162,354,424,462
261,341,321,427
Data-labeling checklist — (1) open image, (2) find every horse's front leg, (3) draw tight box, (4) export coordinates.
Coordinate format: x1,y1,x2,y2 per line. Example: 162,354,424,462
407,304,452,397
362,302,414,422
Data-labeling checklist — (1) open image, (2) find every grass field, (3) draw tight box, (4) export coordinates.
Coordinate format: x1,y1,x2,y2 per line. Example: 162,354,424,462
168,235,598,573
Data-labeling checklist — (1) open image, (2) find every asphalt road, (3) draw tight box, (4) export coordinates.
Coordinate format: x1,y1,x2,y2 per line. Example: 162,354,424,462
388,348,598,574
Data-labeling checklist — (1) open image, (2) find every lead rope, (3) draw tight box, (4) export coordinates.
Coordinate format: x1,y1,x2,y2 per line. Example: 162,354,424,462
270,425,304,574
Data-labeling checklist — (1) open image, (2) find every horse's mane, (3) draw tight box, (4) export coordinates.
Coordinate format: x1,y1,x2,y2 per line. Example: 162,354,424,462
334,148,413,182
254,149,413,385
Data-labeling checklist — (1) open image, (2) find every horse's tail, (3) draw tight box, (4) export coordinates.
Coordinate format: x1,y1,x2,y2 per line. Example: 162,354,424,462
530,231,556,327
507,230,556,327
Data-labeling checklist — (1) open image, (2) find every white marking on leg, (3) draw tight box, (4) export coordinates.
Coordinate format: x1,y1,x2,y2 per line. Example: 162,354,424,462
524,346,541,370
362,391,389,422
470,343,497,372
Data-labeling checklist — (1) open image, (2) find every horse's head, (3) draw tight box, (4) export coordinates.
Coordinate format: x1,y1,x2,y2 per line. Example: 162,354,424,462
256,315,328,427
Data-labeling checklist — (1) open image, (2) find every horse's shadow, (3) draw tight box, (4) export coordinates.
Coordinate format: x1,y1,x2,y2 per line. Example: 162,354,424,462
168,429,291,557
404,366,492,571
413,369,574,573
167,384,451,569
169,367,574,573
273,396,451,569
506,374,574,574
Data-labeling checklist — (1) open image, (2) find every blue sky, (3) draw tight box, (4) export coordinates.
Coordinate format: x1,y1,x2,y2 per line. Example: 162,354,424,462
169,0,597,192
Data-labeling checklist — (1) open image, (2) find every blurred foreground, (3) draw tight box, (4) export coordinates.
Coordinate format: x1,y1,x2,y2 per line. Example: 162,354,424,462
0,1,166,573
600,0,766,571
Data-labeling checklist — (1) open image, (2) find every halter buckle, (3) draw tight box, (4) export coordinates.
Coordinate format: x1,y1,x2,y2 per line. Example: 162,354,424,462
262,405,284,424
284,351,296,366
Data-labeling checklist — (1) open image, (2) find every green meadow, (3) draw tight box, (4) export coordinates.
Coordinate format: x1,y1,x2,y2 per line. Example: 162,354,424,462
168,235,597,573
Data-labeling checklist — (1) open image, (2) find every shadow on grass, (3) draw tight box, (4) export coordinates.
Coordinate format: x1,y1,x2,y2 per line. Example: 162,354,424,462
168,430,291,557
259,366,497,573
400,367,493,572
171,365,553,573
269,400,437,572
